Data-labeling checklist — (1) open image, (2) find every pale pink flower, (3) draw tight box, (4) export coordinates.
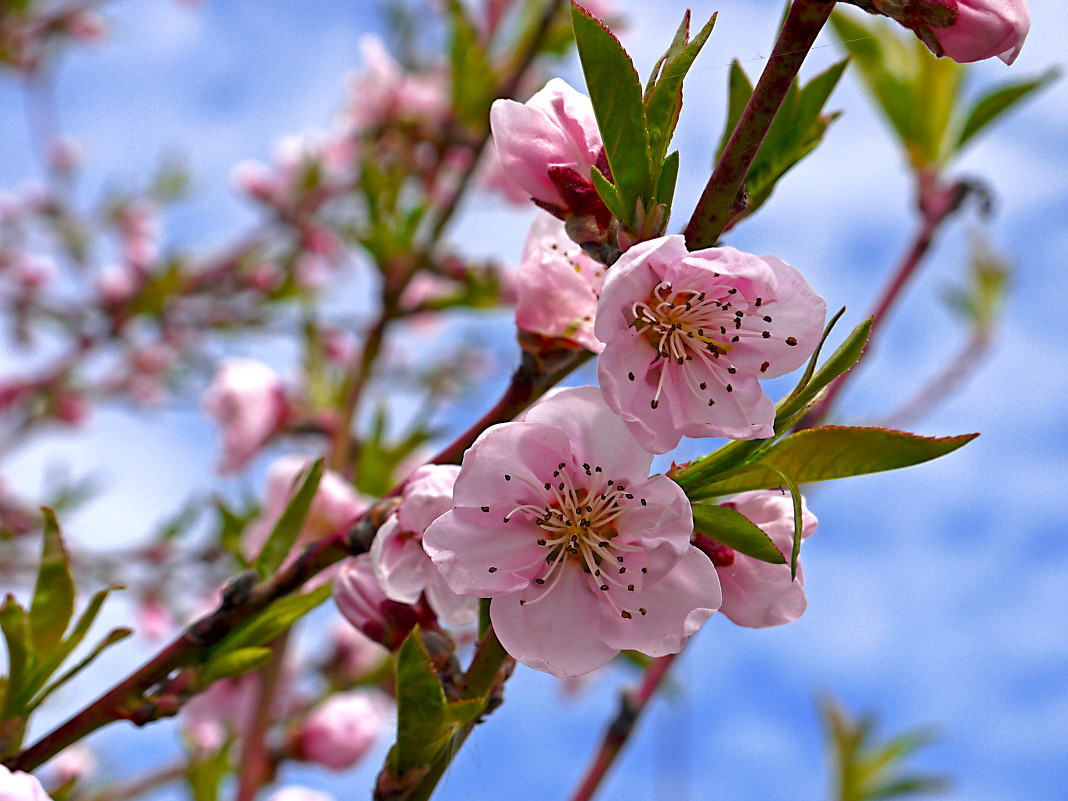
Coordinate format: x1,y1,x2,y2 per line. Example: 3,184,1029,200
516,213,605,352
371,464,478,627
0,766,52,801
931,0,1029,64
46,137,84,174
44,745,95,785
705,490,818,628
347,37,449,132
333,554,439,650
180,673,260,751
594,237,826,453
489,78,608,222
202,359,288,474
423,386,721,677
295,691,385,769
96,264,139,307
243,456,370,560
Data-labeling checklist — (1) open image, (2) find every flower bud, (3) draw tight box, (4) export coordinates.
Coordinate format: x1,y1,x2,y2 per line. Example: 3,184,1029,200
333,554,439,650
294,691,385,770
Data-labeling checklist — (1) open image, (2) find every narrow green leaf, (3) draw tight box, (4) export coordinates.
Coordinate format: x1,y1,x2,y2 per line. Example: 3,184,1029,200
775,316,872,429
762,466,804,578
912,37,963,165
185,743,232,801
392,628,448,774
955,67,1060,153
694,426,978,497
571,2,652,228
444,697,486,728
29,509,76,659
199,647,274,686
691,503,785,565
0,596,30,717
213,583,330,657
644,12,717,166
20,583,123,705
590,165,627,222
644,11,690,98
26,628,132,712
251,458,323,578
654,150,680,221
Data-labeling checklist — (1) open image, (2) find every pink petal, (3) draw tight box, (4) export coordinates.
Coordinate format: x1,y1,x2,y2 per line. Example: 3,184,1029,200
490,561,618,677
932,0,1029,64
598,547,721,655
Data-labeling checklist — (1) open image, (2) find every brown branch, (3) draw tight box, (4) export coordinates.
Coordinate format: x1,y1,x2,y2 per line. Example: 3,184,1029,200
568,652,681,801
684,0,837,248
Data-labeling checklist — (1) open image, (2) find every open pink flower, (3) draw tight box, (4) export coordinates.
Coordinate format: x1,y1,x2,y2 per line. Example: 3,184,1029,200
423,386,721,677
489,78,610,225
931,0,1029,64
515,213,606,352
295,691,385,770
371,464,478,626
595,236,826,453
704,490,818,628
202,359,288,474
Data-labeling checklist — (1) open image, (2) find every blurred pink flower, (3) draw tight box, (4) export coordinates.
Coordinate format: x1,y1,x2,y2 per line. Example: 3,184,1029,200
371,464,478,627
347,37,449,132
326,618,389,680
181,673,261,752
595,236,826,453
0,766,52,801
202,359,288,474
707,490,818,628
489,78,609,224
515,213,605,352
932,0,1029,64
295,691,385,770
264,788,335,801
44,745,95,785
423,386,721,677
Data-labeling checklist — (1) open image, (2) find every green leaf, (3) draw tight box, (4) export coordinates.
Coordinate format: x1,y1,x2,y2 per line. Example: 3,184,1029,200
391,628,449,774
691,503,784,565
590,165,628,223
29,509,76,659
251,458,323,578
185,742,232,801
199,647,274,686
693,426,978,498
644,11,691,98
655,150,680,224
735,58,848,221
716,61,754,162
954,67,1060,153
20,583,123,706
26,627,133,712
447,0,497,128
644,12,716,168
910,37,963,166
444,697,486,728
212,583,331,657
762,465,804,578
571,2,652,228
0,596,31,718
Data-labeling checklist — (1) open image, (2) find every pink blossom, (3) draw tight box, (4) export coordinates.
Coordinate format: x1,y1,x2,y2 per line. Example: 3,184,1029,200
347,37,449,132
202,359,288,474
705,491,818,628
0,766,52,801
44,745,95,785
423,386,721,677
180,672,261,751
243,456,370,560
333,554,439,650
515,214,606,352
931,0,1029,64
489,78,608,222
295,691,385,769
371,464,478,626
594,237,826,453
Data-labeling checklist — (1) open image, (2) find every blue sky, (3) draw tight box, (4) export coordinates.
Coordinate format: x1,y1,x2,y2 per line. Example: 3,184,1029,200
2,1,1067,799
